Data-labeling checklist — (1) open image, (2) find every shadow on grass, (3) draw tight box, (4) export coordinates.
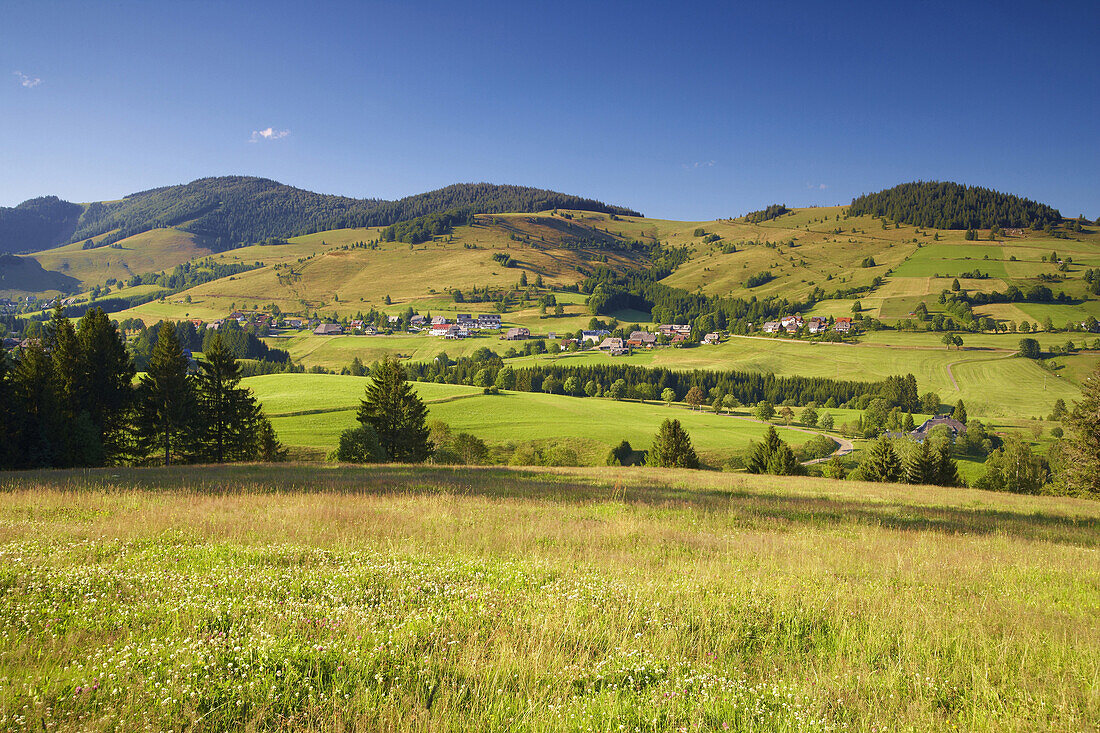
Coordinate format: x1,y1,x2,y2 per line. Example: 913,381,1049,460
2,464,1097,548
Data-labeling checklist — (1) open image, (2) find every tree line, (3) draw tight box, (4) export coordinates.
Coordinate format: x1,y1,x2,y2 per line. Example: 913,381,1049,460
405,353,918,411
0,307,285,470
847,181,1062,230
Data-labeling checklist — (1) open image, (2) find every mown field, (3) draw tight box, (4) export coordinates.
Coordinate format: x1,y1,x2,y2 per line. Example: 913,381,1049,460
246,374,831,464
0,464,1096,732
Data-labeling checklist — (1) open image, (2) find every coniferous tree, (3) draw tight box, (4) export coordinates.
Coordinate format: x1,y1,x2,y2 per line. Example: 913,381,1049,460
746,426,801,475
12,341,62,468
933,446,960,487
1061,366,1100,496
952,400,968,424
765,441,801,475
135,323,196,465
903,440,937,485
194,333,268,462
860,436,902,482
647,418,699,469
357,356,432,462
75,309,136,463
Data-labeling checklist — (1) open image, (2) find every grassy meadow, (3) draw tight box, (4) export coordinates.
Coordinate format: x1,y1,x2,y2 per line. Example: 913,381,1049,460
0,464,1096,731
246,373,832,464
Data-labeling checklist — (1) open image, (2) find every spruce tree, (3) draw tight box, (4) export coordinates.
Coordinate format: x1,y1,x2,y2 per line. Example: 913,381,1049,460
861,436,901,482
765,442,800,475
195,333,265,462
952,400,968,424
933,446,960,487
136,323,196,465
903,440,936,485
76,309,136,463
0,352,19,469
747,426,783,473
1062,366,1100,496
12,341,62,468
647,418,699,469
357,356,432,462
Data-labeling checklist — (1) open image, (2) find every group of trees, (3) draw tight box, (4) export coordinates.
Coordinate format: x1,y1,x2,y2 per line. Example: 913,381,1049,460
0,307,285,469
847,182,1062,230
742,204,790,223
854,435,959,486
404,354,918,412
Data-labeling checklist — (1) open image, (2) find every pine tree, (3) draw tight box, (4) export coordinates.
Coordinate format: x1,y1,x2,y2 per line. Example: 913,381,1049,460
357,356,432,462
765,442,800,475
860,436,901,482
1062,365,1100,496
903,413,916,433
0,353,14,469
195,333,264,462
12,341,62,468
75,309,135,464
903,440,936,484
647,418,699,469
952,400,968,424
135,323,196,465
933,446,960,487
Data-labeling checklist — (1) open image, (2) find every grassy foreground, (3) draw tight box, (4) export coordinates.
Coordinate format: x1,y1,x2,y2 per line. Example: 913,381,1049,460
0,465,1097,731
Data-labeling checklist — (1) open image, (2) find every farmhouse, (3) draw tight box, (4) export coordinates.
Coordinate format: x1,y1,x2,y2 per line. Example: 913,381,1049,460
807,317,828,334
504,327,530,340
834,317,852,333
670,333,688,344
658,324,691,337
444,325,468,340
702,332,721,345
410,315,426,327
581,329,611,343
430,323,452,336
431,316,449,326
313,323,343,336
598,337,625,351
626,331,657,348
762,321,781,333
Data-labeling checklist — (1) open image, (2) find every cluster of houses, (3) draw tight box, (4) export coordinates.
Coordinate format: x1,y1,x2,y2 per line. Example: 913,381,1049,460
307,312,505,340
762,315,851,335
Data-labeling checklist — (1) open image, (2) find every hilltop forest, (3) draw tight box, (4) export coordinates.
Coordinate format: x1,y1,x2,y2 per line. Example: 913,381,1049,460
847,181,1062,230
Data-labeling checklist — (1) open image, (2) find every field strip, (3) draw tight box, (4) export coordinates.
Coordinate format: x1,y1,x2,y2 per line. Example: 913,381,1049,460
266,391,481,418
944,352,1020,391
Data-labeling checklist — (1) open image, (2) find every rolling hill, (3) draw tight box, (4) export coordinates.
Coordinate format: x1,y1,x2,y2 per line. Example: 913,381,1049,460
1,177,641,256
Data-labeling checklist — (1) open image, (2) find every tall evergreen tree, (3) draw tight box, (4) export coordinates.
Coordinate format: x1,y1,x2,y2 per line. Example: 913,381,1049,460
860,436,902,482
75,309,136,463
933,445,960,487
11,341,61,468
903,440,936,485
0,352,19,469
135,323,196,465
647,418,700,469
746,425,801,475
195,333,266,462
357,356,432,462
952,400,968,424
1061,366,1100,496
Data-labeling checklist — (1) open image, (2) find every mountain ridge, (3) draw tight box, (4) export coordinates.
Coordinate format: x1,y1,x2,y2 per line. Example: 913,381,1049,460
0,177,642,256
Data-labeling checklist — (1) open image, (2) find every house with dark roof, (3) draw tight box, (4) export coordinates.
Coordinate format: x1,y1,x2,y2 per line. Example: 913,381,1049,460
313,323,344,335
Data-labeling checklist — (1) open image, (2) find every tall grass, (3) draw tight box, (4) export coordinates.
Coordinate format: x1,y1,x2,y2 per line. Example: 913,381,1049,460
0,465,1097,731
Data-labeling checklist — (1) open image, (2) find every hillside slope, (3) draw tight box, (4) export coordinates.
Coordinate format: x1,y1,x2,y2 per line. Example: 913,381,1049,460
4,177,642,256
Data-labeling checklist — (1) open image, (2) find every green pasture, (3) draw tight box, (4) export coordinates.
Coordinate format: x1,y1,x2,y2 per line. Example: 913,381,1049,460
246,373,830,463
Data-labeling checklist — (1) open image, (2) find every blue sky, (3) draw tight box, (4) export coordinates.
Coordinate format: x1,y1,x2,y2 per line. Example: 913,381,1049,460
2,0,1097,219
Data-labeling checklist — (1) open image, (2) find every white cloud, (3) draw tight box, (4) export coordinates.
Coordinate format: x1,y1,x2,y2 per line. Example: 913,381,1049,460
681,160,716,170
806,182,828,190
249,127,290,143
13,71,41,88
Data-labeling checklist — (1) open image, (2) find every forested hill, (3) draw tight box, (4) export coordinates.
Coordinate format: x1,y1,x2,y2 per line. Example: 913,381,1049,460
0,196,84,254
0,177,642,255
847,181,1062,230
